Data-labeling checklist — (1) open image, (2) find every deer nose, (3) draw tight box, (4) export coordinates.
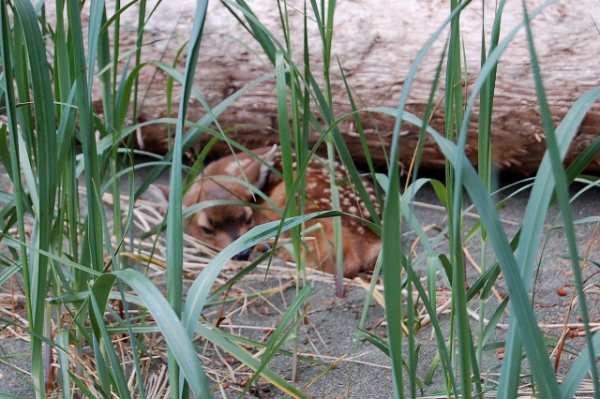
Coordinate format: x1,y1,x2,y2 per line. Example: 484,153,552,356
232,247,252,261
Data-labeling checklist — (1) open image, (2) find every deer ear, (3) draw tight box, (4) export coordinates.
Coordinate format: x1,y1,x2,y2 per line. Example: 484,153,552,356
245,145,278,190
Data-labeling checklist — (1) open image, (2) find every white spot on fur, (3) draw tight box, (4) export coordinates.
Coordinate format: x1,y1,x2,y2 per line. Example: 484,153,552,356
348,206,358,214
306,182,318,190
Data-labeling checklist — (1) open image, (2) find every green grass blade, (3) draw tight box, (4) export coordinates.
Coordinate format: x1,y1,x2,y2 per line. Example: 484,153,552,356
496,48,600,399
91,333,111,398
274,51,300,273
477,0,506,191
431,132,562,398
87,0,106,93
88,283,132,399
520,1,600,395
561,331,600,397
163,1,208,397
228,0,277,63
56,331,72,399
109,270,212,399
195,323,310,398
134,70,276,199
66,0,104,281
240,285,312,396
336,63,383,223
436,2,574,396
52,0,71,109
11,1,59,396
381,152,405,399
182,212,343,336
166,0,209,317
0,0,29,318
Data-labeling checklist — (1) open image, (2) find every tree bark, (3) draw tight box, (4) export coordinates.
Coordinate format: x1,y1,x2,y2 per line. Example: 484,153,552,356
102,0,600,174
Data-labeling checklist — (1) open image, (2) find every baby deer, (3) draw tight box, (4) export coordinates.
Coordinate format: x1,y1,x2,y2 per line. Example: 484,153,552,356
162,146,381,278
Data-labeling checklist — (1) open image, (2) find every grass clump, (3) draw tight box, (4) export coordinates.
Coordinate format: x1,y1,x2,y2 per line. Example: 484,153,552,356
0,0,599,398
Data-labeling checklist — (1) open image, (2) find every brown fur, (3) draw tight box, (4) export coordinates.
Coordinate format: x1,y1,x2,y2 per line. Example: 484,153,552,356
160,146,382,278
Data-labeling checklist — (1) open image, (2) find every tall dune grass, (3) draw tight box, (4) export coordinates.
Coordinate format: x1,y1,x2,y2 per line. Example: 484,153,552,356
0,0,599,398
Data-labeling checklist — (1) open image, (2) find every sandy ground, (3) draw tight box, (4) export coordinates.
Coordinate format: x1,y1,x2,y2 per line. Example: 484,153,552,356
1,165,599,398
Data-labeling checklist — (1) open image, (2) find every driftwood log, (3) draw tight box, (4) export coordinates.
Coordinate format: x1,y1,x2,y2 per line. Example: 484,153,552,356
99,0,600,174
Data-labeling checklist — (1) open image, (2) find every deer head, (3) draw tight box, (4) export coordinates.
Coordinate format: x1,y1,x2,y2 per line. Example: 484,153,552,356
158,146,278,259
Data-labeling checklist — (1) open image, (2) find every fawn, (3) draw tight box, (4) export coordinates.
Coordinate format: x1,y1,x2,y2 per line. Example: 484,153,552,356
160,145,381,278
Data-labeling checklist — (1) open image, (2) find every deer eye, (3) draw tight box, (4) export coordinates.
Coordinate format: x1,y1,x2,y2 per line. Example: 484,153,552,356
200,225,214,236
199,216,215,236
243,207,255,226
